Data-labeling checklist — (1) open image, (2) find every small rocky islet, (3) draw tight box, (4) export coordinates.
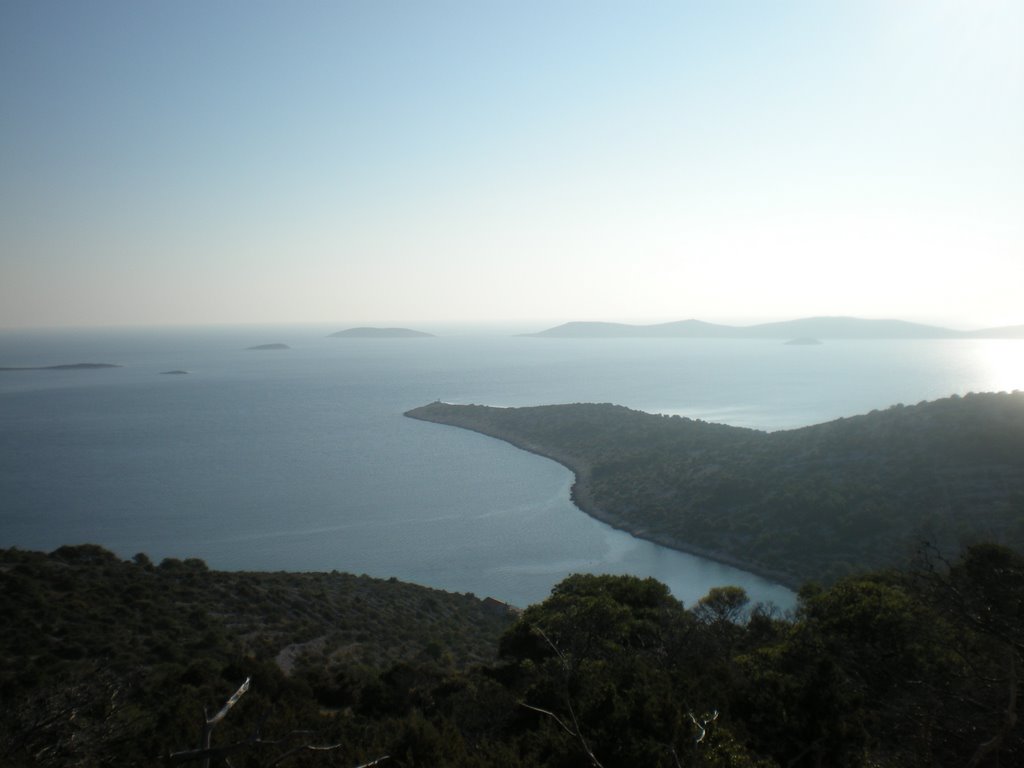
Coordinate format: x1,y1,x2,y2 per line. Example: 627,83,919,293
0,362,122,371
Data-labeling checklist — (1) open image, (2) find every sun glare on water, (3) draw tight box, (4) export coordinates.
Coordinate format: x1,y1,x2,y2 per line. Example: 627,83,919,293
973,340,1024,394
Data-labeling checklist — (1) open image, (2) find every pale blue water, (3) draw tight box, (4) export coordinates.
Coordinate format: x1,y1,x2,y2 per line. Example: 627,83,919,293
2,325,1022,608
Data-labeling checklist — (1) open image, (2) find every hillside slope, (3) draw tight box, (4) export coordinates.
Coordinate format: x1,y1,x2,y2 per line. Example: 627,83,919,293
406,392,1024,585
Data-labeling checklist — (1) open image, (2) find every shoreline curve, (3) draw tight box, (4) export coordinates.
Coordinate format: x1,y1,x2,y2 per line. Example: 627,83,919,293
404,403,800,591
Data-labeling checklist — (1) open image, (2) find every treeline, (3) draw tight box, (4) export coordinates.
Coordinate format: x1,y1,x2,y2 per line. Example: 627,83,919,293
1,543,1022,766
406,391,1024,585
0,545,512,766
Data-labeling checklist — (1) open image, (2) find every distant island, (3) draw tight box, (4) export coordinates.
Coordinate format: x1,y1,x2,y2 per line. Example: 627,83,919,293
524,316,1024,339
0,363,121,371
784,337,822,345
406,393,1024,587
329,327,434,338
245,343,290,350
159,370,189,375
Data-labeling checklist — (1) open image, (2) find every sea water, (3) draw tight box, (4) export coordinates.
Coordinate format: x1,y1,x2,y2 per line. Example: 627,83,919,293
1,325,1021,608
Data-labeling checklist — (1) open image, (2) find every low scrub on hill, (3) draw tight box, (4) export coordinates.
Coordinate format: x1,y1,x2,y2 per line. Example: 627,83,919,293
2,542,1023,766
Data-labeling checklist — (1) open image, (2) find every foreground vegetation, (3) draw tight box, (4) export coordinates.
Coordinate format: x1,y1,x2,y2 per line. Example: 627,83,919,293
2,542,1023,766
0,545,513,766
407,391,1024,585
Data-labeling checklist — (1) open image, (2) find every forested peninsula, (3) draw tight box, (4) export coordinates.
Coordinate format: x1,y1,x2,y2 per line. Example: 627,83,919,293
406,392,1024,586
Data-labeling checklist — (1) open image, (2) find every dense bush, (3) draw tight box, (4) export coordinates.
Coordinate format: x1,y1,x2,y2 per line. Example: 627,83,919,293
3,543,1023,766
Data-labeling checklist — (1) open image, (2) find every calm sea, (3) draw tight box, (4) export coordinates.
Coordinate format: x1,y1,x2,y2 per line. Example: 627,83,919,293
2,325,1021,609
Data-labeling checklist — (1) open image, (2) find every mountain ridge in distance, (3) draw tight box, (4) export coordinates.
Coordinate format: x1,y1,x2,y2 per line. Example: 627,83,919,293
524,315,1024,339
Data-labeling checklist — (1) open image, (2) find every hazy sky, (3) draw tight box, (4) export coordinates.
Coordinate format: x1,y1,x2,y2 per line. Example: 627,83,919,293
1,1,1021,330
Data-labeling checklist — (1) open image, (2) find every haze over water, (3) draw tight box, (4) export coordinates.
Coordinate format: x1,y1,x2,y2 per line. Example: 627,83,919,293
2,326,1021,608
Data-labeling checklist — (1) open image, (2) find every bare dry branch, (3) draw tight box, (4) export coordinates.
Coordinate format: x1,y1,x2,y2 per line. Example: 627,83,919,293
519,699,604,768
349,757,390,768
208,678,251,729
519,702,576,737
688,709,719,744
197,678,250,768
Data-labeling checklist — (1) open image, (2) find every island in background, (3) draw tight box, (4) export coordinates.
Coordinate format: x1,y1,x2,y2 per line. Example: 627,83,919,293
784,337,822,345
330,327,435,338
523,315,1024,339
406,392,1024,587
0,363,121,371
245,343,291,350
